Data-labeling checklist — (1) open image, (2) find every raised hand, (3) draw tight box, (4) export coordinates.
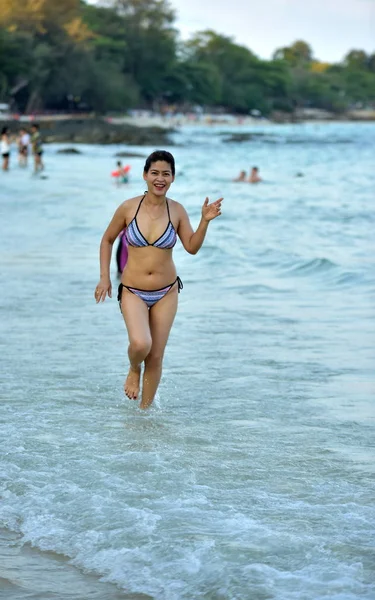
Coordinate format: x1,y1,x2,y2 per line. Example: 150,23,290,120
202,197,223,222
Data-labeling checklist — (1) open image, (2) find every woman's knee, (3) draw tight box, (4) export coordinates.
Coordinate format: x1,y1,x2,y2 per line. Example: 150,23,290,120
129,336,152,357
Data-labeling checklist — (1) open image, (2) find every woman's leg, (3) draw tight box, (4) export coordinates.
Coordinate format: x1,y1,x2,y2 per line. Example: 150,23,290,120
141,286,178,410
121,289,152,400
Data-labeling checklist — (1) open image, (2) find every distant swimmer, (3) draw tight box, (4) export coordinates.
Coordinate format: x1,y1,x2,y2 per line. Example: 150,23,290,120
18,128,30,168
1,127,11,171
249,166,262,183
112,161,131,185
233,170,246,182
95,150,223,409
31,124,44,174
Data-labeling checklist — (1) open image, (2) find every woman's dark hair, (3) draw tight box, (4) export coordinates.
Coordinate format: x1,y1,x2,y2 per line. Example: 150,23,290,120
1,127,9,136
144,150,175,176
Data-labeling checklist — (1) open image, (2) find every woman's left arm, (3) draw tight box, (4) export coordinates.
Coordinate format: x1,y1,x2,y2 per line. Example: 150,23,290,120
177,197,223,255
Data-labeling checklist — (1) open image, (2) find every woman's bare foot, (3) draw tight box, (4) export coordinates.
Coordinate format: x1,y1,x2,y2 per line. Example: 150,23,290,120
124,366,141,400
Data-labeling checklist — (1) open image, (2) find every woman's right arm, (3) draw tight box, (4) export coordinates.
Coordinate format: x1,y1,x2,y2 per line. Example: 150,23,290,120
95,203,127,302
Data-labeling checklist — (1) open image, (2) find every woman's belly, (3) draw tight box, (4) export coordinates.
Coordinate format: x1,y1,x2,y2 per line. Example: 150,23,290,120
121,248,177,289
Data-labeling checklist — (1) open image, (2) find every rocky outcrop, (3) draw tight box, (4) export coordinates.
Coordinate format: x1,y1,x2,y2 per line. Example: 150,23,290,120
3,117,173,145
43,118,172,145
114,151,147,158
56,147,82,154
222,132,268,143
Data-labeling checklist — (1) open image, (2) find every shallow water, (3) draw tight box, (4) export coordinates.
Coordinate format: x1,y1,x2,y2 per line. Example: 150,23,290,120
0,122,374,599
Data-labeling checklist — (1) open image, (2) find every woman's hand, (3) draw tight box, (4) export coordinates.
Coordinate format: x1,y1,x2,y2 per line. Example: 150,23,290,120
94,278,112,303
202,197,223,222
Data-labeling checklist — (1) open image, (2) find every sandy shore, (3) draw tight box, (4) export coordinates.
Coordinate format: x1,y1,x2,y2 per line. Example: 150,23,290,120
3,112,267,130
0,528,152,600
108,113,267,129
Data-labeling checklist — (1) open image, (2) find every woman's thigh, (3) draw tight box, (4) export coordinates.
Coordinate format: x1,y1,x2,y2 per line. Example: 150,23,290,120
121,289,151,346
148,287,178,359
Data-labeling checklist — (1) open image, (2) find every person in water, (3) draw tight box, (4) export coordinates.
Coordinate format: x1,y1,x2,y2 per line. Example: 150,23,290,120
233,170,246,182
249,166,262,183
18,127,30,167
1,127,11,171
112,161,130,185
95,150,223,409
31,123,44,173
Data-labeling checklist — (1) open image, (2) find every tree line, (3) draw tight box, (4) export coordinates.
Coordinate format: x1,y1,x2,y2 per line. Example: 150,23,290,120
0,0,374,116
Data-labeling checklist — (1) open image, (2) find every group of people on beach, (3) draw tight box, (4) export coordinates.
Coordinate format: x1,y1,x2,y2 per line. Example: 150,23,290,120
234,166,262,183
1,123,44,173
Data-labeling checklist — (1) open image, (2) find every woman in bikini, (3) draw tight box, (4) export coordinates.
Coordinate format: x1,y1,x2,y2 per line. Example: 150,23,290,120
95,150,223,409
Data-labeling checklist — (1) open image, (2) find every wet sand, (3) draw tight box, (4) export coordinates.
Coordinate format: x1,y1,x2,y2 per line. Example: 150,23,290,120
0,529,152,600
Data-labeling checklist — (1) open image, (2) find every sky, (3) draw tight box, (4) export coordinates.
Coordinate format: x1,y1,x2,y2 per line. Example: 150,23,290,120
169,0,375,62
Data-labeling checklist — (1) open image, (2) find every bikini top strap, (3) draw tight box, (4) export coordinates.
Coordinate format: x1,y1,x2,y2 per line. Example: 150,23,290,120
166,198,171,221
134,193,146,218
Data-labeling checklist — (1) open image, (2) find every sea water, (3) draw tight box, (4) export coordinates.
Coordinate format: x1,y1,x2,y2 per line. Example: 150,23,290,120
0,122,374,599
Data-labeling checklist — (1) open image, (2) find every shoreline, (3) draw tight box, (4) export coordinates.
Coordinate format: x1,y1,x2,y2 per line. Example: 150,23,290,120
0,527,151,600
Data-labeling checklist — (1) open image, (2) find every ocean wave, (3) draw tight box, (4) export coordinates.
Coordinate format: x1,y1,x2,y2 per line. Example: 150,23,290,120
283,257,338,275
276,257,370,289
237,283,291,295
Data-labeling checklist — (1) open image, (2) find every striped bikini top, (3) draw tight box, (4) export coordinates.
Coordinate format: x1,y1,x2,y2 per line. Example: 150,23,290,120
125,194,177,249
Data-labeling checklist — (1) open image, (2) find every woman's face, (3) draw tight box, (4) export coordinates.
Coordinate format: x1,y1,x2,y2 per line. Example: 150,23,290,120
143,160,174,196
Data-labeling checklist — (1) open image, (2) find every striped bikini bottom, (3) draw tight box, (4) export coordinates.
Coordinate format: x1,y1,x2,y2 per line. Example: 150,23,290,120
117,276,183,309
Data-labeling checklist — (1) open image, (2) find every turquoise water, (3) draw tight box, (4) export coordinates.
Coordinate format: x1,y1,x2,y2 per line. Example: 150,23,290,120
0,122,374,599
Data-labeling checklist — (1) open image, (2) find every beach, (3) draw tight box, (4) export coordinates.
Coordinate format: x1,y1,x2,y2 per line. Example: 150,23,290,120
0,121,374,600
0,528,146,599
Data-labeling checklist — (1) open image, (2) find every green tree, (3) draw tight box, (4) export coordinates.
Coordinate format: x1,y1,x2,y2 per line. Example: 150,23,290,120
82,3,128,65
184,31,291,114
0,29,33,103
180,60,222,105
105,0,177,105
344,50,368,70
161,60,221,106
368,53,375,73
273,40,313,67
0,0,90,40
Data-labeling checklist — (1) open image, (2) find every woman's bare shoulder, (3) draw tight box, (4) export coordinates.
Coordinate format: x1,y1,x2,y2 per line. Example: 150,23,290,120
119,195,143,215
168,198,187,218
168,197,183,211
